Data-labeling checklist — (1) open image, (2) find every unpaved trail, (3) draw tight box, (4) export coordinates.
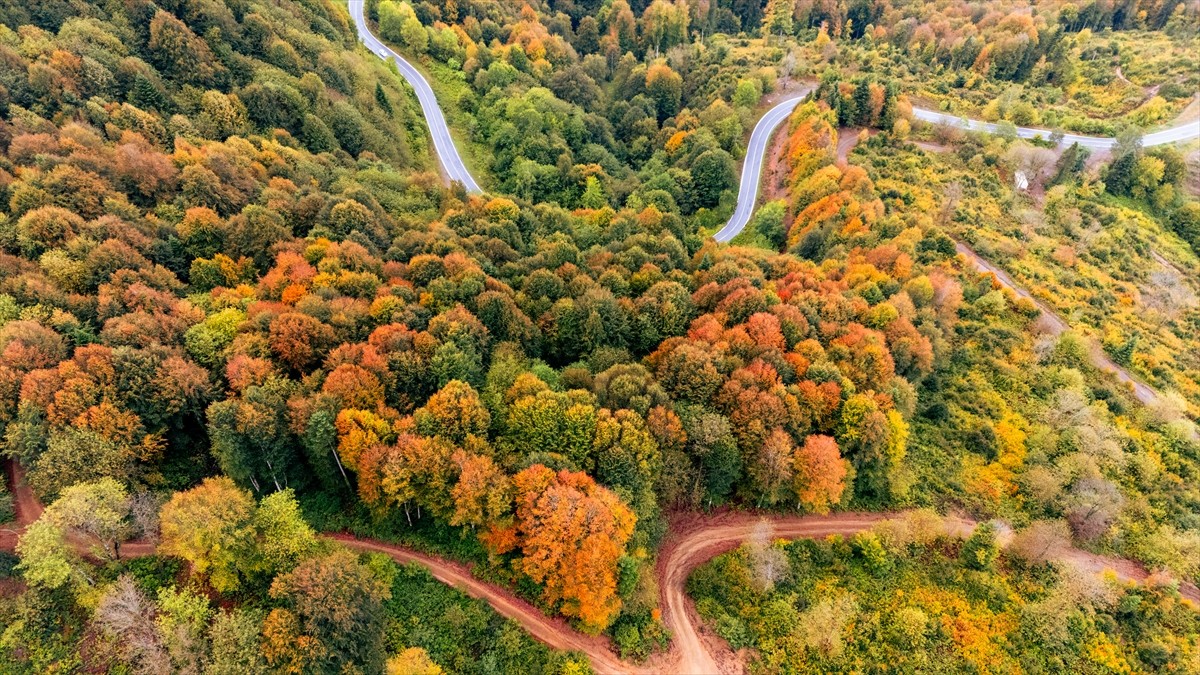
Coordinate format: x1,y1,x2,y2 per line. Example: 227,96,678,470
330,534,634,675
836,127,876,163
657,512,898,674
0,459,633,675
657,511,1199,675
7,459,42,525
1,459,42,550
1115,65,1132,86
954,241,1162,406
4,462,1196,674
3,459,156,558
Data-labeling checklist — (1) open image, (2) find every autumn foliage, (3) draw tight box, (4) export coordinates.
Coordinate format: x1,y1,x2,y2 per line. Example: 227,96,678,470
512,465,636,632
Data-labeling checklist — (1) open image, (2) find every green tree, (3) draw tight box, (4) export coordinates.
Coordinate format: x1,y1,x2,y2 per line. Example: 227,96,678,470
16,519,88,591
147,10,221,86
733,78,763,108
207,377,303,495
329,101,368,156
269,550,391,673
253,489,319,577
762,0,794,41
28,428,135,502
43,479,134,561
206,609,268,675
684,409,742,504
752,199,788,249
960,523,999,571
401,17,429,54
379,0,409,43
645,63,683,121
593,408,662,497
689,149,736,210
580,175,607,209
575,17,600,54
301,114,338,153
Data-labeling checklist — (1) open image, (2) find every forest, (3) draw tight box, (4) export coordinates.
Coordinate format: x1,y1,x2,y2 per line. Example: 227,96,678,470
0,0,1196,672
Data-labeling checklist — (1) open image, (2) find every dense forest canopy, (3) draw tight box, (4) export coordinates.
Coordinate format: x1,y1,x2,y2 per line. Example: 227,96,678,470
0,0,1196,671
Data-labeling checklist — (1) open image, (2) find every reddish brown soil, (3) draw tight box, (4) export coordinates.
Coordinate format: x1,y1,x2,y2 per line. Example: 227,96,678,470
3,461,1195,674
761,121,792,204
330,534,633,674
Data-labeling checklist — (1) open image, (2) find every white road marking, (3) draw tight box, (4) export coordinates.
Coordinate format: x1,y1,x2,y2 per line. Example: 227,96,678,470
349,0,482,193
717,97,1199,243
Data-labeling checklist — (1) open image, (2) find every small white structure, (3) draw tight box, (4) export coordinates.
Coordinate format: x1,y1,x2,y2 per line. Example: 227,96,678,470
1014,170,1030,191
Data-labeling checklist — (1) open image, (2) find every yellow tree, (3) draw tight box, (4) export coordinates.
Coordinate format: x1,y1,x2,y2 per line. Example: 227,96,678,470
158,476,257,593
375,434,457,523
334,408,396,471
449,450,512,530
413,379,490,443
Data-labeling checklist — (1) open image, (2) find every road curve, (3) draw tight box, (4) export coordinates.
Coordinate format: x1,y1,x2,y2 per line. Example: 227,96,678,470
713,96,806,243
911,107,1200,150
348,0,482,193
657,511,1200,675
719,93,1183,411
657,512,902,674
3,460,1196,674
718,98,1199,244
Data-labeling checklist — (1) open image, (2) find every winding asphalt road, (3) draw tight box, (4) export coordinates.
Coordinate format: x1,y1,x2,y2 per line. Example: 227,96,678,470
718,98,1200,244
713,91,1194,412
349,0,482,193
712,95,806,243
912,108,1200,150
26,10,1182,670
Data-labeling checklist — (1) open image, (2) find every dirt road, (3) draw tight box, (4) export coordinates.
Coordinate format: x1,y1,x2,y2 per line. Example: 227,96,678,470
1,459,41,550
656,512,898,674
2,459,155,558
4,461,1196,674
954,241,1162,406
3,460,638,673
656,511,1198,675
330,534,634,675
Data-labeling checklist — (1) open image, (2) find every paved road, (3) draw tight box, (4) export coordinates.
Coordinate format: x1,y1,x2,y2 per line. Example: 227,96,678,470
718,99,1199,243
712,95,805,243
348,0,482,193
717,93,1183,414
912,107,1200,150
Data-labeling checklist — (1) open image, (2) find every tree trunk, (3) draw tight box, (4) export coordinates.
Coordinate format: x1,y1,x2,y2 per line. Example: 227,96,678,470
331,446,351,490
